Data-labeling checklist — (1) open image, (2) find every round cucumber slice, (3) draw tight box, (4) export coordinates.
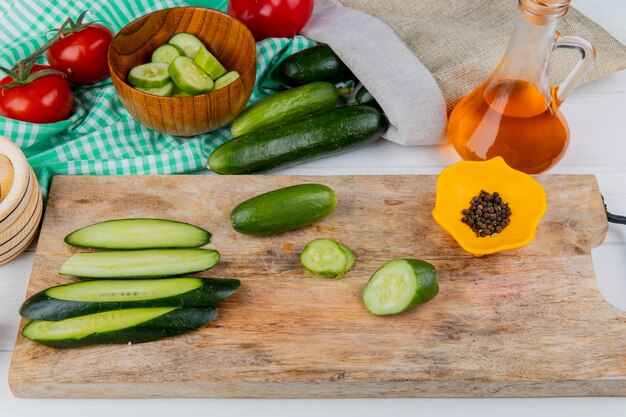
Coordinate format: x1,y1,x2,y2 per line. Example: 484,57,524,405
127,63,170,88
136,81,175,97
168,33,205,58
214,71,240,90
363,259,438,316
301,238,351,279
169,56,214,95
194,47,227,80
151,44,184,64
337,242,355,271
172,86,191,97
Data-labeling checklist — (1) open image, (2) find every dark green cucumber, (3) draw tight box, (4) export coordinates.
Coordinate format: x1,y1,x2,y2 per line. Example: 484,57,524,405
65,219,211,249
230,82,350,137
22,307,216,348
59,249,220,278
19,277,239,320
230,184,336,235
275,44,354,87
209,106,387,175
355,85,381,110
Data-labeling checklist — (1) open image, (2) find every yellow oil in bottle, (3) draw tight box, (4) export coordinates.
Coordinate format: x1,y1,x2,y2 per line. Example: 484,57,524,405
448,78,570,174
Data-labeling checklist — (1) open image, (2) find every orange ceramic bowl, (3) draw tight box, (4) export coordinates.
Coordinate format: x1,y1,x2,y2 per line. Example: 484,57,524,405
108,7,256,137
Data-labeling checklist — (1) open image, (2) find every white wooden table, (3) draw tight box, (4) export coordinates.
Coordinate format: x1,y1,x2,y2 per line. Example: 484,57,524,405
1,1,625,415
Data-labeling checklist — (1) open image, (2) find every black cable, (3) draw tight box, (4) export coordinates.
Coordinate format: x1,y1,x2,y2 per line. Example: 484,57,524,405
602,195,626,225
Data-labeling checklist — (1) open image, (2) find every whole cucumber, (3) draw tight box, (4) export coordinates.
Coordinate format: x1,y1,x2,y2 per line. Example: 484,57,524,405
274,44,354,87
355,85,381,110
230,184,337,236
231,82,349,137
209,106,387,175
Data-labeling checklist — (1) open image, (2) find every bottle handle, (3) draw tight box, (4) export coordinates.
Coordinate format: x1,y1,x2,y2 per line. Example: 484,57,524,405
552,33,596,104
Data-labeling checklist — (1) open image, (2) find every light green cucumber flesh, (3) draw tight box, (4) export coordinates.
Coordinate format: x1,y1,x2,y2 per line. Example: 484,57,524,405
151,44,184,64
337,242,355,272
214,71,240,90
59,249,220,278
194,47,227,80
136,81,175,97
65,218,211,249
47,278,204,302
172,86,191,97
168,33,205,58
23,307,177,341
301,238,348,278
127,63,170,88
169,56,214,95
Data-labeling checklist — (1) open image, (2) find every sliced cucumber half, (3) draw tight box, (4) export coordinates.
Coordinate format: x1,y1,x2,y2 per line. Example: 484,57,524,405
214,71,240,90
194,47,227,80
127,62,170,88
168,33,205,58
363,259,438,316
169,56,214,95
151,44,184,64
301,238,354,279
136,81,175,97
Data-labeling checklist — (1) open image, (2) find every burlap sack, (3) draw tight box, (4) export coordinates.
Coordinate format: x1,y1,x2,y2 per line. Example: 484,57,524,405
335,0,626,111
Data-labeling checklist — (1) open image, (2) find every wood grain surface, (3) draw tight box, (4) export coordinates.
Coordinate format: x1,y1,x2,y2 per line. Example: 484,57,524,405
8,174,626,398
0,154,13,203
108,7,256,136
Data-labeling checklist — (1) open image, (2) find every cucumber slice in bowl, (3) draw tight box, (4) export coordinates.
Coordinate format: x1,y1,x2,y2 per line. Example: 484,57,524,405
169,56,214,95
301,238,355,279
22,307,217,348
127,62,170,88
65,219,211,249
194,47,227,80
19,277,240,320
59,249,220,278
363,259,438,316
151,44,184,64
168,33,205,58
214,71,240,90
136,82,175,97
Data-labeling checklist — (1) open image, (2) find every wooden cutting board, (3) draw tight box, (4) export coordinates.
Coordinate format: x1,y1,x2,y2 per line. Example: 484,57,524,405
8,175,626,398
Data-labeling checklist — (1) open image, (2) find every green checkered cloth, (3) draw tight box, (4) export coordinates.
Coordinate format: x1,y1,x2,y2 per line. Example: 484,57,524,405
0,0,314,198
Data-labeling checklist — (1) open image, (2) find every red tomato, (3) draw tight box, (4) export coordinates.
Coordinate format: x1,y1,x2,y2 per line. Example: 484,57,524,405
0,65,73,124
228,0,314,41
46,24,113,85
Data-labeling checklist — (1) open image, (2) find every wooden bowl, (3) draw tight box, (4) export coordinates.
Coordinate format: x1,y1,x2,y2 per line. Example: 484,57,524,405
0,137,43,266
108,7,256,137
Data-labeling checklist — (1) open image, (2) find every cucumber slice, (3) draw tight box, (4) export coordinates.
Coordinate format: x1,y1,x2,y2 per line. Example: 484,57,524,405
363,259,438,316
168,33,205,58
214,71,240,90
136,82,175,97
127,62,170,88
65,219,211,249
20,277,239,320
22,307,217,348
151,44,184,64
172,86,190,97
301,238,354,279
194,47,227,80
169,56,214,95
59,249,220,278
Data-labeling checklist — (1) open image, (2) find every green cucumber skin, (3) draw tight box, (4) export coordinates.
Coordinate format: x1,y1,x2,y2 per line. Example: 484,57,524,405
275,44,354,87
404,259,439,308
355,85,381,110
22,307,216,348
209,106,387,175
231,82,341,137
231,184,337,236
19,278,239,321
64,219,211,250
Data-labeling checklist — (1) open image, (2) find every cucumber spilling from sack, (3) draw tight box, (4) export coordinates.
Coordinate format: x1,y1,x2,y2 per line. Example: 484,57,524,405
19,277,240,320
209,105,387,175
301,238,355,279
230,184,337,235
230,81,352,137
363,259,439,316
60,249,220,278
275,44,355,87
22,307,217,348
65,218,211,249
